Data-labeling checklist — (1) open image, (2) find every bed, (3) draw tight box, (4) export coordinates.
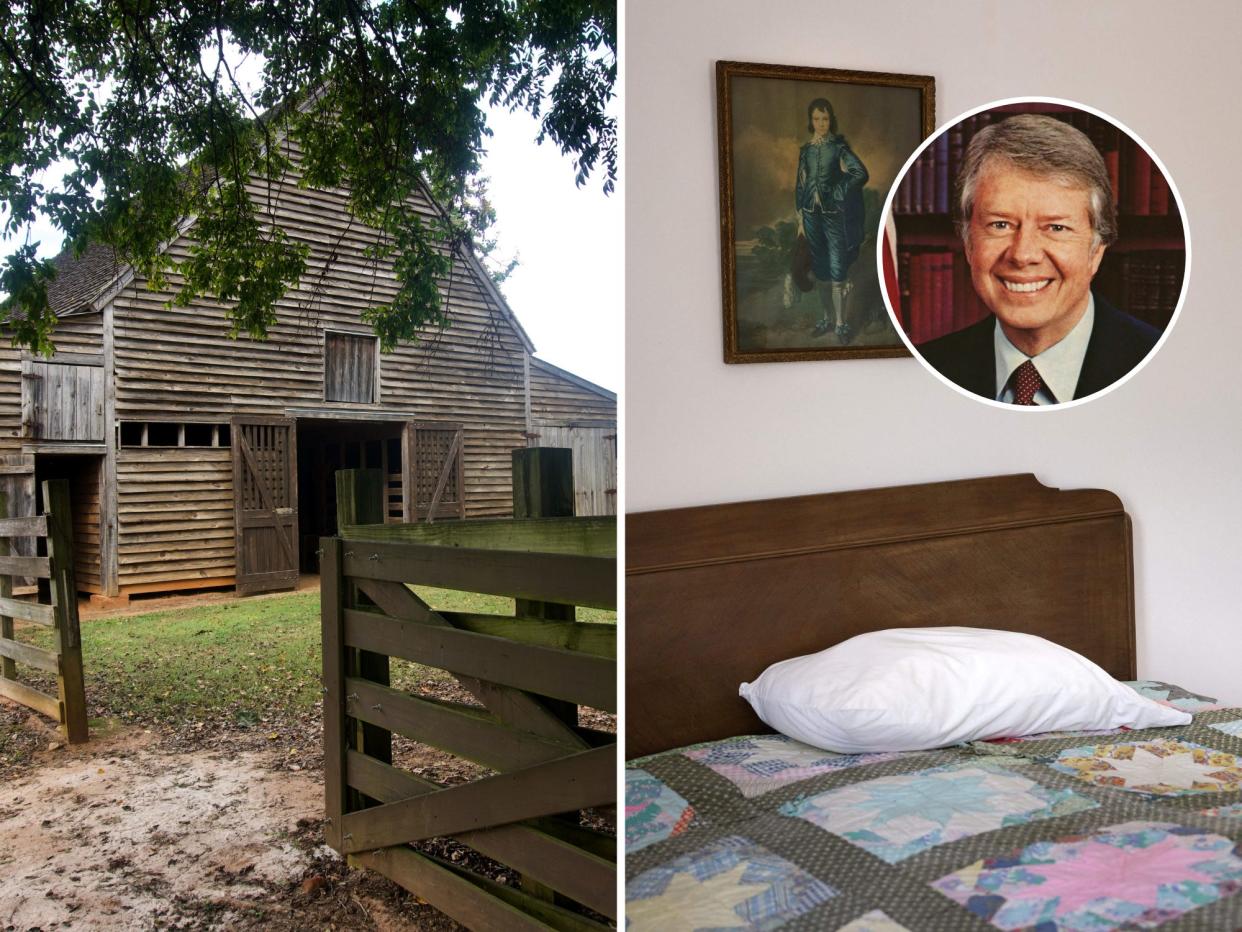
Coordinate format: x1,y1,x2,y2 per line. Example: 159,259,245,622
625,474,1242,930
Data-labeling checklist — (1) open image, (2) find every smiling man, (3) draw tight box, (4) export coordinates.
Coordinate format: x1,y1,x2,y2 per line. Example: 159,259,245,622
917,114,1161,405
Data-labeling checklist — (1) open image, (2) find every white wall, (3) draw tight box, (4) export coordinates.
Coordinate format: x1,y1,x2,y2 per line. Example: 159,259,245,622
626,0,1242,703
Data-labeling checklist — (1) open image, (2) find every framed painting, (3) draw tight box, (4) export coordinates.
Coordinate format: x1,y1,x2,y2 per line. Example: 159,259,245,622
717,60,935,363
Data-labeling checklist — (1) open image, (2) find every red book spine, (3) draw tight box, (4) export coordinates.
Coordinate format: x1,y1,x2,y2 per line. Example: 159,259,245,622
936,252,953,340
1130,144,1152,215
910,252,926,343
1150,168,1170,215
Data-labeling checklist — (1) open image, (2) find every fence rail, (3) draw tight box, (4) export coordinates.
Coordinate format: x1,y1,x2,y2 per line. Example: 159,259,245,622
0,480,88,743
322,475,616,931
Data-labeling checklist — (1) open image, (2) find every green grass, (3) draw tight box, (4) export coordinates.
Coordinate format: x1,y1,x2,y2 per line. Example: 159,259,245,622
18,588,615,727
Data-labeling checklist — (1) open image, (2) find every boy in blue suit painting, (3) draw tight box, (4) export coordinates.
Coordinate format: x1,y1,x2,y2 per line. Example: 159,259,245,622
796,98,869,343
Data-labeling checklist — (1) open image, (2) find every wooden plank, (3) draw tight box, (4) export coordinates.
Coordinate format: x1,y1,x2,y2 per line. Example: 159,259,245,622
440,613,615,659
0,636,59,673
340,515,616,557
456,823,616,919
345,678,581,772
0,556,51,578
0,495,12,681
0,515,47,537
339,745,614,854
342,543,615,610
0,675,60,720
344,610,615,711
527,817,615,862
36,351,103,367
354,579,588,747
430,853,611,931
45,480,88,744
321,537,346,851
336,470,392,790
349,846,558,932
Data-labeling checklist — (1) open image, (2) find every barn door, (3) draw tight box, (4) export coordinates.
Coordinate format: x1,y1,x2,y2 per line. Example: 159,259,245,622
22,356,106,442
403,423,465,523
231,417,299,595
535,425,618,516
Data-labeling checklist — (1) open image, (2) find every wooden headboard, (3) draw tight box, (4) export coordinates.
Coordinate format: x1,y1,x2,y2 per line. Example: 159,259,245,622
626,474,1136,759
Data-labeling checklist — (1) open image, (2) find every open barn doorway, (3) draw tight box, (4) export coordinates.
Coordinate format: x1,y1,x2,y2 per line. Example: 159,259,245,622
294,418,468,574
32,453,103,598
295,418,406,573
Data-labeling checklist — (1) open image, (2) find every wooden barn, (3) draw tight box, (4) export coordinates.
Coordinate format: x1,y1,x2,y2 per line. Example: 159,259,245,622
0,141,616,602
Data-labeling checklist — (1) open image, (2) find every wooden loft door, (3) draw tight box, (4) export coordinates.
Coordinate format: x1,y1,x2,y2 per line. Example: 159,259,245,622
21,355,105,442
402,422,465,523
231,417,299,595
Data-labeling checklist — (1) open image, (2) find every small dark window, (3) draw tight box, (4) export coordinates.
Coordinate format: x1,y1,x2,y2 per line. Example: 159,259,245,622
184,423,214,446
325,332,377,403
146,423,179,446
120,422,144,446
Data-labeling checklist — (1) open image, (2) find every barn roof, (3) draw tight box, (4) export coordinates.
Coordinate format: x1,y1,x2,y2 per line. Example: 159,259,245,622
45,242,118,317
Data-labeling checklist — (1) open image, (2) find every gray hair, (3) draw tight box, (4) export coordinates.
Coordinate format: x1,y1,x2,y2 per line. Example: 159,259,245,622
956,113,1117,249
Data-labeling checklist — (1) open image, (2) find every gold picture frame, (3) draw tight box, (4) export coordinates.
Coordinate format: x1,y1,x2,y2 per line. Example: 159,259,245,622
717,60,935,363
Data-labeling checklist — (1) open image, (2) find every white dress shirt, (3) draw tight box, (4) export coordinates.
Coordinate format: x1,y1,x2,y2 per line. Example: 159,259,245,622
993,295,1095,405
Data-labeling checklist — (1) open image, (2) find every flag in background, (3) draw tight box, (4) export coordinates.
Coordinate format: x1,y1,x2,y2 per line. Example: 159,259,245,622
882,210,901,328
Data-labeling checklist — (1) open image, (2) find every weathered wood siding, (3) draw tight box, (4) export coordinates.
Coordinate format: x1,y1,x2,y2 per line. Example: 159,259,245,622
0,313,104,451
111,139,528,520
116,447,234,590
528,362,616,516
529,362,615,425
50,313,105,355
71,457,102,594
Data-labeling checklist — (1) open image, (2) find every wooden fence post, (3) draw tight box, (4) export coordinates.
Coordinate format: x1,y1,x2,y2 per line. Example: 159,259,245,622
0,491,13,683
44,479,88,744
510,448,577,904
335,468,392,806
320,536,346,850
512,449,574,625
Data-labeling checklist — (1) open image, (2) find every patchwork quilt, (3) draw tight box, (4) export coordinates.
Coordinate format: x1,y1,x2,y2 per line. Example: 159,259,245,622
625,682,1242,931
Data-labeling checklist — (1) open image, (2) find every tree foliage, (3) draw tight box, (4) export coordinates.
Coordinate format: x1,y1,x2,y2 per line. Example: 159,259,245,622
0,0,616,353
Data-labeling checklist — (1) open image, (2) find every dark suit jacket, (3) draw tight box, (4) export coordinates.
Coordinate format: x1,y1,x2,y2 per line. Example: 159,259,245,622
916,295,1161,402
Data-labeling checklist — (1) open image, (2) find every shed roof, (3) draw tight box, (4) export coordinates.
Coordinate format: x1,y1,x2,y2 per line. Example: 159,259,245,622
45,243,118,317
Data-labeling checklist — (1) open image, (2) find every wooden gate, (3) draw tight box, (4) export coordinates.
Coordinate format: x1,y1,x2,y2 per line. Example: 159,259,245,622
404,422,465,523
322,513,616,930
0,454,36,586
231,416,299,595
0,481,88,743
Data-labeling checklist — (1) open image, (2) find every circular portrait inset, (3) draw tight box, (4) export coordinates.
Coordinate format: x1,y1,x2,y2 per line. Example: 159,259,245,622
880,98,1187,408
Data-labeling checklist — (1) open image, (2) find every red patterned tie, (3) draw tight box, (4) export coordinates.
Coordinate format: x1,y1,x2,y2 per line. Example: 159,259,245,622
1011,360,1044,406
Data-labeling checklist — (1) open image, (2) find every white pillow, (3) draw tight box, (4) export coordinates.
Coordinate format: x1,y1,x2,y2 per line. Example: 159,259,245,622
738,627,1190,753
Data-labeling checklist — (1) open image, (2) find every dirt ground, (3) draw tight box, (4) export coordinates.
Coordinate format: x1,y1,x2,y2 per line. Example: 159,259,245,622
0,713,471,931
0,585,616,931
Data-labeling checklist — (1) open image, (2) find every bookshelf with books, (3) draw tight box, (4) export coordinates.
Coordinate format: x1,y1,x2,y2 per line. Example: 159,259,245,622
891,102,1185,344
